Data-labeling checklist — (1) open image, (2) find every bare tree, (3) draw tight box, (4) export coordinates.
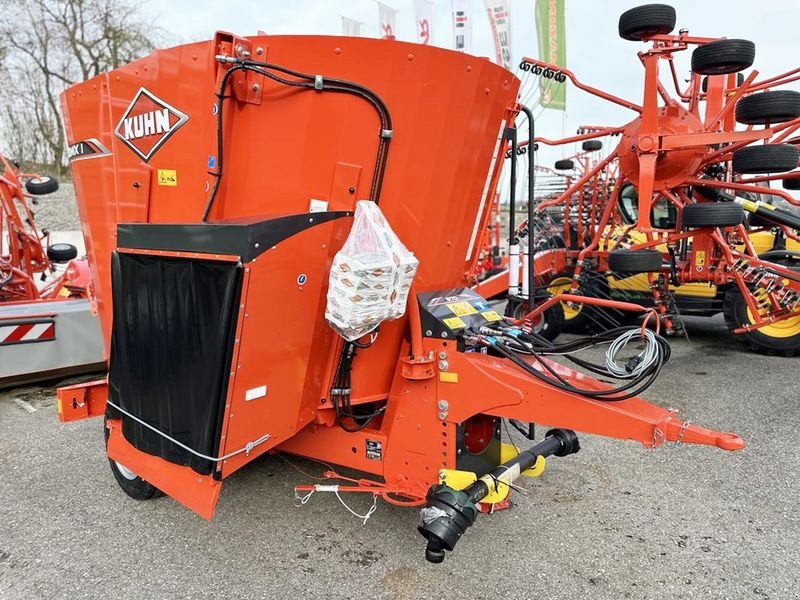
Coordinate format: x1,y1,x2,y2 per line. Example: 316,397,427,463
0,0,164,175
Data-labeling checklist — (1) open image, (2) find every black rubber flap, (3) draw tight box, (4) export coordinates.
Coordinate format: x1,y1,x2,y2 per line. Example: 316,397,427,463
108,252,242,476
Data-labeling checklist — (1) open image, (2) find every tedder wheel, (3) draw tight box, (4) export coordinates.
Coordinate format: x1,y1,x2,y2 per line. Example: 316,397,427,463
104,413,164,501
545,271,627,333
732,144,800,174
722,258,800,356
618,4,676,41
783,178,800,191
735,91,800,125
554,159,575,170
681,203,744,228
582,140,603,152
24,176,59,195
507,295,565,342
607,249,663,274
691,39,755,75
701,73,743,93
46,243,78,263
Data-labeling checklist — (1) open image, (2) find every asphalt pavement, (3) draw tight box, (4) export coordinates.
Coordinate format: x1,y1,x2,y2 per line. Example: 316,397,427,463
1,314,798,600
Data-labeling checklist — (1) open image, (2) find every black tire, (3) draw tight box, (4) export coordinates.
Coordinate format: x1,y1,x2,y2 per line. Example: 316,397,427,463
783,178,800,190
691,39,755,75
722,258,800,356
24,176,59,195
582,140,603,152
554,159,574,170
701,73,743,93
507,295,565,342
545,271,628,333
46,243,78,262
104,414,163,501
607,249,663,274
736,91,800,125
618,4,676,41
732,144,799,174
681,203,744,228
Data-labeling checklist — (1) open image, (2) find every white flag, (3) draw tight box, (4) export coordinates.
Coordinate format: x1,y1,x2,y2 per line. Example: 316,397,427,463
342,16,362,37
378,2,398,40
484,0,512,70
414,0,433,45
451,0,472,53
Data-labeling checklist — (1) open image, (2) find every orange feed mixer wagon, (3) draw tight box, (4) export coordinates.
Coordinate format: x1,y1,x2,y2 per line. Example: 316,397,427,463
59,32,743,562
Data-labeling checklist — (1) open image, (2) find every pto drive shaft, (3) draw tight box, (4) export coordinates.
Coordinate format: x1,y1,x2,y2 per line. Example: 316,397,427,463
417,428,580,563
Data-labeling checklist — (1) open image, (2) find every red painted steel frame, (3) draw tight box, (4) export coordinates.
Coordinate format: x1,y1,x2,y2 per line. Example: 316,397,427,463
60,33,743,519
514,27,800,336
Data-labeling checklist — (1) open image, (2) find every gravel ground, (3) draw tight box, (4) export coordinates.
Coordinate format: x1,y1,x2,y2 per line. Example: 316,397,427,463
28,182,81,232
1,315,798,600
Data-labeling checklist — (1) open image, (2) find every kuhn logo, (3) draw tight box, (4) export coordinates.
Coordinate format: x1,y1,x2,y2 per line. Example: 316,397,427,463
113,88,188,162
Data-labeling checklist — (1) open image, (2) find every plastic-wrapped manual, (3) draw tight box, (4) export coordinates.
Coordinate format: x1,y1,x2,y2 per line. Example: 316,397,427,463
326,201,419,341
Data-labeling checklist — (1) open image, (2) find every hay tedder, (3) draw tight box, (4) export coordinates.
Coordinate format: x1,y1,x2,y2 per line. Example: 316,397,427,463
481,4,800,355
1,154,103,385
58,28,745,563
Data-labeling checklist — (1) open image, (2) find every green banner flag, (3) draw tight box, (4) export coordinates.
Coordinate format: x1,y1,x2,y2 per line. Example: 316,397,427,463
535,0,567,110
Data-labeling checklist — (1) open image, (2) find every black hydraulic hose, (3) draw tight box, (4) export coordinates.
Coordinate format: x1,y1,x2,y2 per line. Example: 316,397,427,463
519,104,536,306
506,125,518,252
491,337,664,401
202,60,392,221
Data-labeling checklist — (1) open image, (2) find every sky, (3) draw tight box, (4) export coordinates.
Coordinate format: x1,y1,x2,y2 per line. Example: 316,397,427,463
138,0,800,175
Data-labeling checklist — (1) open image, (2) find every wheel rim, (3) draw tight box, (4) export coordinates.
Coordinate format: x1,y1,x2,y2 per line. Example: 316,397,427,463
547,276,581,320
115,461,138,481
511,302,545,332
746,288,800,338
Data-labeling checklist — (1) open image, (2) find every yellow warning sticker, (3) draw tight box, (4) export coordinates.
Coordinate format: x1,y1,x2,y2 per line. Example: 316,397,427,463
442,316,466,330
447,301,478,317
157,169,177,186
439,372,459,383
695,250,706,267
481,310,502,322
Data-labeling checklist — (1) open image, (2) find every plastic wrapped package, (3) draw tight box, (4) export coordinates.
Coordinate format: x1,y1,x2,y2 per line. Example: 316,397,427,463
326,201,419,341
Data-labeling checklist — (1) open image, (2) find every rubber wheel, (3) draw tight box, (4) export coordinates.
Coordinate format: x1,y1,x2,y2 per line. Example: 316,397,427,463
46,243,78,262
582,140,603,152
701,73,743,93
736,91,800,125
507,295,565,342
681,203,744,228
104,413,164,501
24,176,59,195
545,271,628,333
722,258,800,356
607,249,663,274
783,178,800,191
554,159,574,170
732,144,799,174
618,4,676,41
691,39,755,75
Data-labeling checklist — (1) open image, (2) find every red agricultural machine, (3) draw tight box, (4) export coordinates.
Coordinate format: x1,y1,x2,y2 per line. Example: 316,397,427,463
58,25,744,563
0,154,86,302
477,4,800,356
1,154,103,385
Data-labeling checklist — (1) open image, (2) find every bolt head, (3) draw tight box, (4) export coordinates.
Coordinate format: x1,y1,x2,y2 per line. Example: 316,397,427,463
437,400,448,411
438,352,447,360
438,411,448,421
438,360,449,371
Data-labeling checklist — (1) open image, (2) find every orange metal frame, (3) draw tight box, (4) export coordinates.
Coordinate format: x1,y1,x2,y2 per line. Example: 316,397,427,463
0,154,89,301
503,28,800,334
59,33,742,520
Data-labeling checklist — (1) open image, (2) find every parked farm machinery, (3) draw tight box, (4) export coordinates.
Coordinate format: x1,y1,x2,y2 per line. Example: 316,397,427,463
478,4,800,355
0,153,103,386
58,27,743,563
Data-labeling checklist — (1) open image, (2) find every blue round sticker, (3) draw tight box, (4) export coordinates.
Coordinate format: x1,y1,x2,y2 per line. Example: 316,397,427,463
297,274,307,285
